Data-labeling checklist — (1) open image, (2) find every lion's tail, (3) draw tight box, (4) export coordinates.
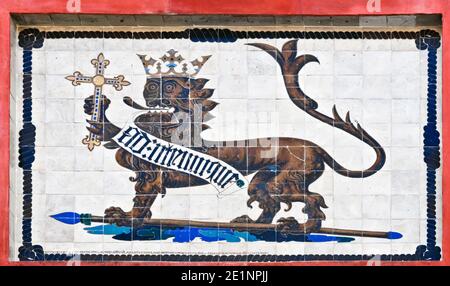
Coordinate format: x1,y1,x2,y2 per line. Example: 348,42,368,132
247,40,386,178
308,106,386,178
318,142,385,178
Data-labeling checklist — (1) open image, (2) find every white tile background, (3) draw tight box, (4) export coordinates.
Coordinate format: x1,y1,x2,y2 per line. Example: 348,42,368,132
10,32,442,259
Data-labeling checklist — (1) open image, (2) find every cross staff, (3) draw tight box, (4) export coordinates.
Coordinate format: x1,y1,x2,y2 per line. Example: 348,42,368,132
65,53,130,151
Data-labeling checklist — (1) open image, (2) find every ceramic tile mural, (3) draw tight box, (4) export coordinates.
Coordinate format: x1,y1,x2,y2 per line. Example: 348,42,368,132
10,24,442,262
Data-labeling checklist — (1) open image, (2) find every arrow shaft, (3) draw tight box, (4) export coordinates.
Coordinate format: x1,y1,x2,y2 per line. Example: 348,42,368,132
89,216,390,238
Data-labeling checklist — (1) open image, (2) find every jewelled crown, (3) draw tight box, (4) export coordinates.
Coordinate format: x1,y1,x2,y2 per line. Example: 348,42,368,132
138,49,211,78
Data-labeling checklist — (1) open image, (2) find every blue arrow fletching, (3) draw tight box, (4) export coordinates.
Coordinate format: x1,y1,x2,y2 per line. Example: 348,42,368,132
50,212,81,225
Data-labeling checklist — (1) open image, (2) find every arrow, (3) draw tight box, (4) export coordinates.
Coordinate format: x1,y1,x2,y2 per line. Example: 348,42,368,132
50,212,402,240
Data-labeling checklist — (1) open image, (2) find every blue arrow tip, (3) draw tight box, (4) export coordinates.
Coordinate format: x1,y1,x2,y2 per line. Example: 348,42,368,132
387,231,403,240
50,212,81,225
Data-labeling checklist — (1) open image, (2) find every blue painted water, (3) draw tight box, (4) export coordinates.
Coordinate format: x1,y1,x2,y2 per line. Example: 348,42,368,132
52,212,403,243
83,224,368,243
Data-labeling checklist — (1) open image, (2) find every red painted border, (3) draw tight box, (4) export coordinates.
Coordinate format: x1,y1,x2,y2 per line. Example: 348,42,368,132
0,0,449,266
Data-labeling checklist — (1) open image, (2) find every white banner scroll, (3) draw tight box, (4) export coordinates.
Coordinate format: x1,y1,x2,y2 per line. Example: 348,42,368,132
112,123,248,197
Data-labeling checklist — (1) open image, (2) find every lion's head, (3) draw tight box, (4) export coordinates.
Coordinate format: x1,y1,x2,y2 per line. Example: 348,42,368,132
141,76,218,143
143,76,218,117
124,50,217,144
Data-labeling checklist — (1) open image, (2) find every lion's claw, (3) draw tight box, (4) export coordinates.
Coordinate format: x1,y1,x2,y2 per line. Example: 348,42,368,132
276,217,301,236
231,215,254,224
104,206,131,226
105,206,127,218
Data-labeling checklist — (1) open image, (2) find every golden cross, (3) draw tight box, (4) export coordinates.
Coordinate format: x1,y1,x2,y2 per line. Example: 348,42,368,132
65,53,130,151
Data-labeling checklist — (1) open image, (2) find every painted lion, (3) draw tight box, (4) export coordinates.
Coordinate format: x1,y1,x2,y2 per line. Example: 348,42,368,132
85,40,385,234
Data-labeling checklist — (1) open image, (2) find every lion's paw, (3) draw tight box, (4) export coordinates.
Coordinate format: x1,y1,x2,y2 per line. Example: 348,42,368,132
104,206,131,226
231,215,255,224
276,217,301,236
